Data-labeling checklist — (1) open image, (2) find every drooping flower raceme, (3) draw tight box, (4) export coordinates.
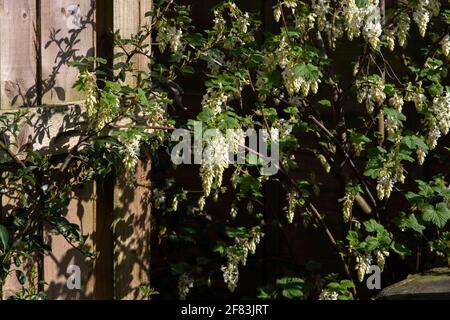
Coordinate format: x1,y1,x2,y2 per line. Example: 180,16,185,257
119,134,142,176
427,92,450,150
355,255,372,282
221,229,263,292
178,273,194,300
362,2,382,50
156,25,184,53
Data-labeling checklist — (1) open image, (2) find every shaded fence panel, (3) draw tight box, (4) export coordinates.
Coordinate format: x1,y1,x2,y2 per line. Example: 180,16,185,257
0,0,38,109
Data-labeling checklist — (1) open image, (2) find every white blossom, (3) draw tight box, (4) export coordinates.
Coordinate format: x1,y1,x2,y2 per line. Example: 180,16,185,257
416,147,427,165
342,193,356,223
119,135,141,175
442,35,450,57
432,93,450,136
355,255,372,282
178,273,194,300
319,289,339,300
362,2,382,50
285,190,299,223
376,250,389,271
389,94,404,112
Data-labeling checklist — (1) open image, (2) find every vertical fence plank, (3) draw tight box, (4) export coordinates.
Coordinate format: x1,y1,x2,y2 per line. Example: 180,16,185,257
0,0,37,109
113,161,152,300
112,0,152,300
43,181,96,300
113,0,151,84
40,0,96,105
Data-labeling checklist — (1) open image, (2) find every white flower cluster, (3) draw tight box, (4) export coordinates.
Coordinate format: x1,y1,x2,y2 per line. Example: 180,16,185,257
385,30,395,51
342,192,356,223
312,0,330,32
377,160,404,200
282,67,319,97
432,93,450,136
213,10,226,34
236,12,250,34
153,188,166,209
343,0,363,41
319,289,339,300
119,134,142,176
427,92,450,150
442,35,450,57
405,86,426,112
198,128,246,209
200,133,229,199
427,125,441,151
356,76,386,113
355,255,372,282
294,12,317,36
416,147,427,166
285,190,299,223
317,153,331,173
341,0,382,50
202,88,230,115
156,25,184,53
385,114,400,139
412,0,440,38
396,13,411,48
81,71,98,120
362,2,382,50
389,94,404,112
413,2,430,38
81,70,119,130
376,250,389,271
274,0,298,22
178,273,194,300
221,230,263,292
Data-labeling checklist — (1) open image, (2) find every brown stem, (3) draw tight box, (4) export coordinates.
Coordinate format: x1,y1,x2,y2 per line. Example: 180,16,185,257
308,115,378,209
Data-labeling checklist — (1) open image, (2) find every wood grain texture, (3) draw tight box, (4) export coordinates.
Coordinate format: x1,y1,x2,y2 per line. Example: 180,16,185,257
43,181,96,300
113,161,152,300
114,0,152,84
40,0,96,105
0,0,37,109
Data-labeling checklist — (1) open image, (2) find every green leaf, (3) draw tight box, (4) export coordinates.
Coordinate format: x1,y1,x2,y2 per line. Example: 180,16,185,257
257,285,277,299
383,107,406,122
0,225,9,250
364,219,385,233
318,99,331,108
402,135,428,151
282,288,304,299
416,180,435,198
16,270,26,285
276,277,304,299
391,242,412,257
397,214,426,234
423,203,450,228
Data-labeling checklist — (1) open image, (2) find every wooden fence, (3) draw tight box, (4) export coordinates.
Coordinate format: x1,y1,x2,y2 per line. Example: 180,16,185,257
1,0,153,300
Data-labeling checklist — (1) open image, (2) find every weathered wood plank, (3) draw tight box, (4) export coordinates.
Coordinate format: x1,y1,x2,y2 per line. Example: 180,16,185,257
43,181,96,300
40,0,96,105
0,0,37,109
113,161,152,300
114,0,152,84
